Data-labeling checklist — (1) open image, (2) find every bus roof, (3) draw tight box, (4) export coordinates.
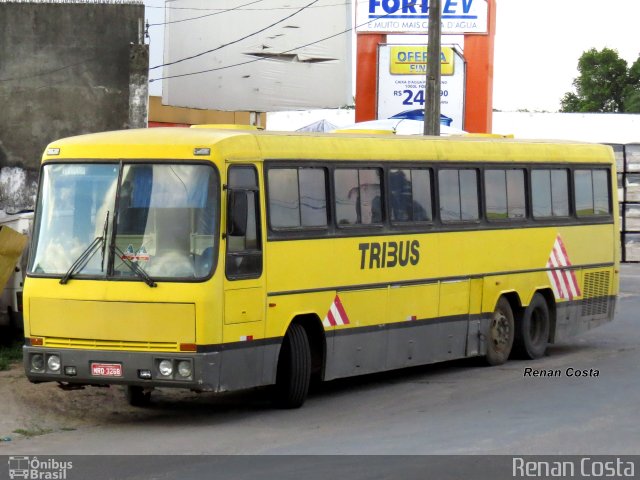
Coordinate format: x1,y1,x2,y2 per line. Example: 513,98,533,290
42,127,614,165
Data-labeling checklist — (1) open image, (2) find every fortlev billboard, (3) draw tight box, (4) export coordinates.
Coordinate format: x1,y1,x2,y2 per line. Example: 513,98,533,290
355,0,488,34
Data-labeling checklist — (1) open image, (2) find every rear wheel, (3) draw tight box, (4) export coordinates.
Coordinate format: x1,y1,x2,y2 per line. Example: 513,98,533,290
485,297,515,366
126,386,151,407
514,293,550,359
273,323,311,409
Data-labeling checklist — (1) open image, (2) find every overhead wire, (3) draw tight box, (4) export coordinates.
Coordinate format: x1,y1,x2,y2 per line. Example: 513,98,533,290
149,2,411,83
149,0,322,71
145,2,348,18
146,0,267,27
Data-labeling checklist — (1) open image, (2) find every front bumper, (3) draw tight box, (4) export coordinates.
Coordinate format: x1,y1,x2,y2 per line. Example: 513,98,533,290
23,346,213,390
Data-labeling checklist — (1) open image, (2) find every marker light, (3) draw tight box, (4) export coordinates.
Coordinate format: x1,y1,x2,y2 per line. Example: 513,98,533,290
138,369,152,380
158,359,173,377
194,147,211,156
46,148,60,156
64,366,77,376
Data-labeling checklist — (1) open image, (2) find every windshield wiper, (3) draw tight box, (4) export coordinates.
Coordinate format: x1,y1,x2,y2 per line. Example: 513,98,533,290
60,212,110,285
113,245,157,288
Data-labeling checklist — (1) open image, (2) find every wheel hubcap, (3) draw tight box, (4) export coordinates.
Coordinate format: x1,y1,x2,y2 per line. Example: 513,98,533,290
491,311,510,350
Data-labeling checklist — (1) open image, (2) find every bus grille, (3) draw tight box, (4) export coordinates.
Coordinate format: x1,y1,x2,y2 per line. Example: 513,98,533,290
581,271,611,317
42,337,179,352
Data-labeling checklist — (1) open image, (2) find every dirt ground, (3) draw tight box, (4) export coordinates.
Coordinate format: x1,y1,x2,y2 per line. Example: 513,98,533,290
0,357,271,445
0,359,193,443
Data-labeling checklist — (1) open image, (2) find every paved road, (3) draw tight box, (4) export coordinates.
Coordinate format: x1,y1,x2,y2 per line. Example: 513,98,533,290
2,266,639,465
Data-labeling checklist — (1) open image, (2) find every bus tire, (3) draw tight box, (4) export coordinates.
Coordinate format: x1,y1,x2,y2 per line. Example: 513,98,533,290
514,293,550,359
485,297,515,366
273,323,311,409
126,385,151,407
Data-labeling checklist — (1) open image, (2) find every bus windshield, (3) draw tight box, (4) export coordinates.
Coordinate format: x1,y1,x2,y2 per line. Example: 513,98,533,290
29,162,218,281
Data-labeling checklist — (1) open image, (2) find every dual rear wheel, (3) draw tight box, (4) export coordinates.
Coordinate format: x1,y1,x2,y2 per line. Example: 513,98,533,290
486,292,551,365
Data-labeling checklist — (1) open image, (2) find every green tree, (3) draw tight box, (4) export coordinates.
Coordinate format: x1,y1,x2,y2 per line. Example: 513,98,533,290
560,48,640,113
622,57,640,113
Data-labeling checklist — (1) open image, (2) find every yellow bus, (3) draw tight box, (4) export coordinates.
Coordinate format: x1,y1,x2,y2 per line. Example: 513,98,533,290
23,127,619,408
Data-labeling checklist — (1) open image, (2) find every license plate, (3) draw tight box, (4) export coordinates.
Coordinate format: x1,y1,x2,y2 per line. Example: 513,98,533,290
91,363,123,377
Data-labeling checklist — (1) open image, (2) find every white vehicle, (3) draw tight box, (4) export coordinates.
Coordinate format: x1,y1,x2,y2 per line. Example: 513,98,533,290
0,210,33,339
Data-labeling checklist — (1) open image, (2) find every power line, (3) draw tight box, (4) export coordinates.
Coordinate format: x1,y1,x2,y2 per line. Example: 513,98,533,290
149,14,360,83
145,2,348,17
149,5,398,83
146,0,267,27
150,0,322,71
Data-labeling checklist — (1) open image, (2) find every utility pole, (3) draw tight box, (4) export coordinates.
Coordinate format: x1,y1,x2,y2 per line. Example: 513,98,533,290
423,0,441,136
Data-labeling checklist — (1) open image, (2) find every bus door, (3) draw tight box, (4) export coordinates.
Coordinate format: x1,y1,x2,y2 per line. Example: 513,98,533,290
222,165,266,388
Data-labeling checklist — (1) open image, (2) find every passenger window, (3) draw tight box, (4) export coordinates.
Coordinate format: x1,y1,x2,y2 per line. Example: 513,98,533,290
226,166,262,279
389,168,432,222
268,167,327,229
485,169,526,220
575,169,611,216
438,169,479,222
532,169,569,218
334,168,382,226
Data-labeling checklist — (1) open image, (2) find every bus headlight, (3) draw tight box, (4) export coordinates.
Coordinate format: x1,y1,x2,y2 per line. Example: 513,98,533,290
177,360,192,378
47,354,61,372
31,354,45,372
158,359,173,377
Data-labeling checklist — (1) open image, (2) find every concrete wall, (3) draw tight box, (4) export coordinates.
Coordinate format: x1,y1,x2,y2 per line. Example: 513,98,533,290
0,1,147,212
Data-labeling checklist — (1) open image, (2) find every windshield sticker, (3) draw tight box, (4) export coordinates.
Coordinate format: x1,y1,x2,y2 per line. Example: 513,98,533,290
120,244,151,262
136,246,150,262
122,244,136,261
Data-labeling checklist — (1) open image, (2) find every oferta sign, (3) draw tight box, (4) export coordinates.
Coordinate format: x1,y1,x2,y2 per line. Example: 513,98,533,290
377,45,466,129
355,0,488,34
389,46,455,75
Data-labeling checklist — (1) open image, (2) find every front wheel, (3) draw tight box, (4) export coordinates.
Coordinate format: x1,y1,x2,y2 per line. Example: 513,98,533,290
514,293,550,359
273,323,311,409
485,297,515,366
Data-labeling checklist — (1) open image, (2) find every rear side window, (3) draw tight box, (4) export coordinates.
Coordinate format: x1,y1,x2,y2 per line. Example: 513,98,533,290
575,169,611,216
267,167,327,229
532,169,569,218
334,168,382,226
484,169,526,220
389,168,433,223
438,169,479,222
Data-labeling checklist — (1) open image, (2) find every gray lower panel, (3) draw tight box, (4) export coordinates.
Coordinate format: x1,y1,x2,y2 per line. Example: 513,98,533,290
23,343,281,393
324,318,479,381
553,296,617,343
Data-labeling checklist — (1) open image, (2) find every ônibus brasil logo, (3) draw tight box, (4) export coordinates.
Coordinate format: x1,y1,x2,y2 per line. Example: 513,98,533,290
8,456,73,480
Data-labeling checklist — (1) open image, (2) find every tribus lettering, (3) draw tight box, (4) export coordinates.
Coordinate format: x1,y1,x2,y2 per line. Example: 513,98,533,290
359,240,420,269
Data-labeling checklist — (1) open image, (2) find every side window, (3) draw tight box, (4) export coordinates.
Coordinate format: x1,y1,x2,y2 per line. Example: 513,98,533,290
389,168,433,223
268,167,327,229
226,166,262,279
575,169,611,216
532,169,569,218
485,169,526,220
334,168,382,226
438,169,479,222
